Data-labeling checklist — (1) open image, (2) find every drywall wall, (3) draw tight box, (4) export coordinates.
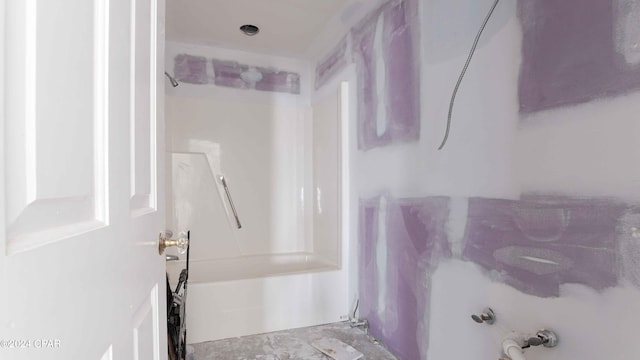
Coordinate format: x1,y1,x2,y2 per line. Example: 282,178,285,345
312,0,640,359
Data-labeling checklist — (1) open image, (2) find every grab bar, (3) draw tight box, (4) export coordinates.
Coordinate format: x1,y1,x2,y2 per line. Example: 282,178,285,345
219,175,242,229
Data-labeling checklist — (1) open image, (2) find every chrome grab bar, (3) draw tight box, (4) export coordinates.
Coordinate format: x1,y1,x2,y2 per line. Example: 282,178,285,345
219,175,242,229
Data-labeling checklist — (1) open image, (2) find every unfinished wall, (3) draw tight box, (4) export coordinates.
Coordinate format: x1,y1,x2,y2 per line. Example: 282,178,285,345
312,0,640,359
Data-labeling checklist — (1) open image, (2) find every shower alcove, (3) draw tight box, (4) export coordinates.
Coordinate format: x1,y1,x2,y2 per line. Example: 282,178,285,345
164,42,353,343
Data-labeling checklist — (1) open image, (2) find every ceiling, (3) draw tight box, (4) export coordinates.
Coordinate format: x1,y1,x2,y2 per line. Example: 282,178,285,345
166,0,353,58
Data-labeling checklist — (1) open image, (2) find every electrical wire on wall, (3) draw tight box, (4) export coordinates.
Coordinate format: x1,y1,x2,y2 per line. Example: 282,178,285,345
437,0,501,150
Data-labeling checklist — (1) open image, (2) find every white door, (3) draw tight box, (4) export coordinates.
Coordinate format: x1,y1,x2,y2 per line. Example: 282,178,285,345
0,0,168,359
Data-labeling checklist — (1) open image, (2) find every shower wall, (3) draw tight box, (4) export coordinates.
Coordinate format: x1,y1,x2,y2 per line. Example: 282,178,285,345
312,0,640,359
165,41,312,260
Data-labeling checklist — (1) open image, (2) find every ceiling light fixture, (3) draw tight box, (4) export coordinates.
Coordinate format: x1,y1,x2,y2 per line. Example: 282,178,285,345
240,24,260,36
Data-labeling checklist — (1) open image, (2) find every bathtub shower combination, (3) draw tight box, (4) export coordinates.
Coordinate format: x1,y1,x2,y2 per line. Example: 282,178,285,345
164,43,353,343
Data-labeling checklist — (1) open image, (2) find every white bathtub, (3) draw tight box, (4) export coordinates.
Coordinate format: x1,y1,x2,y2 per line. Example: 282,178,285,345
167,252,351,343
168,253,336,284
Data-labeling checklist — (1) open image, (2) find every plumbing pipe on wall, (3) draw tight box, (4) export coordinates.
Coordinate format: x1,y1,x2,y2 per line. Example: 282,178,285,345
502,339,526,360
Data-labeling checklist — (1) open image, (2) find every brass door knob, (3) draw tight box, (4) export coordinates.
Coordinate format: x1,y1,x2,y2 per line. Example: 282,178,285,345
158,231,189,255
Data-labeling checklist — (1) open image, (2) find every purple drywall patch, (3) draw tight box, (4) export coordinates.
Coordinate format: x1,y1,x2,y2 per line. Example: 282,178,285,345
617,208,640,288
351,0,420,150
254,67,301,94
462,196,627,297
211,59,301,95
383,197,450,360
359,196,450,359
211,59,250,89
358,198,382,338
173,54,301,94
518,0,640,113
174,54,209,84
315,37,349,90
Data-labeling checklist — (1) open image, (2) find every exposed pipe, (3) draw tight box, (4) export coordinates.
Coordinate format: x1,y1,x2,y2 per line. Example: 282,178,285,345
437,0,501,150
502,339,526,360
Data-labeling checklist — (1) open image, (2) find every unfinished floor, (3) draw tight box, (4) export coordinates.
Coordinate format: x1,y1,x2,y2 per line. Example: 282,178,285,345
191,322,398,360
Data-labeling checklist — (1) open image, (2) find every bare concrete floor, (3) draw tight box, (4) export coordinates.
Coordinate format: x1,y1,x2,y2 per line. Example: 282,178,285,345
191,322,398,360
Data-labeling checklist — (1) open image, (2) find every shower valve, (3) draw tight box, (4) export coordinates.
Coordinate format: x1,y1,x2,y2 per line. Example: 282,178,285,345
471,307,496,325
523,329,558,348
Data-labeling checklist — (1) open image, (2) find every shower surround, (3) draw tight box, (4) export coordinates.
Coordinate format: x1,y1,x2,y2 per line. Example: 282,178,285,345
165,42,351,343
312,0,640,358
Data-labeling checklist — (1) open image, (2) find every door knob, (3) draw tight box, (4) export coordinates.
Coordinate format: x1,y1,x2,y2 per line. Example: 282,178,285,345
158,231,189,255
